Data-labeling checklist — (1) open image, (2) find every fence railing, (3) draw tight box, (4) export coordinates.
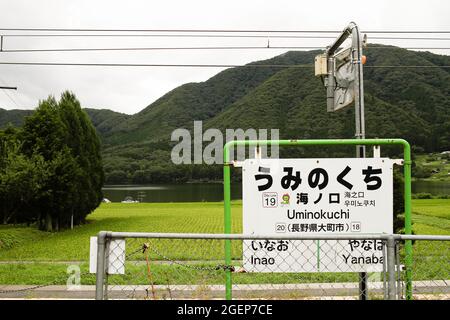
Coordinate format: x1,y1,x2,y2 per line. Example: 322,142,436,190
94,232,450,300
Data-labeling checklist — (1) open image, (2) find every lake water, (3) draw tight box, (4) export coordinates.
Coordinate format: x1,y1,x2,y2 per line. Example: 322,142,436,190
102,180,450,203
411,180,450,196
102,183,242,203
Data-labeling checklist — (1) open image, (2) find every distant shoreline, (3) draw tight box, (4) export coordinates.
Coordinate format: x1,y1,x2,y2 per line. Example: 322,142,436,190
103,178,450,187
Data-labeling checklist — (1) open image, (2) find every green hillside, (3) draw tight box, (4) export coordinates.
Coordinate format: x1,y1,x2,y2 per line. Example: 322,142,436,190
1,46,449,184
0,107,128,142
0,108,33,128
101,50,321,146
83,108,131,138
99,46,449,183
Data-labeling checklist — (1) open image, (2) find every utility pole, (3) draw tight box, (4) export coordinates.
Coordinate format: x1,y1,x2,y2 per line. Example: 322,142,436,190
315,21,368,300
1,37,19,95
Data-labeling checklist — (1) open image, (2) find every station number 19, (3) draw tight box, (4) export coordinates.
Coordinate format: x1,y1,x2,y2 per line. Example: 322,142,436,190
262,192,278,208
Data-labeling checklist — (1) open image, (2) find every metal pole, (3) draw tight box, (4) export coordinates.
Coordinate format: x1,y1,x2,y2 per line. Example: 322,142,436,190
387,236,397,300
382,239,387,300
351,23,368,300
403,143,413,300
325,22,368,298
95,231,107,300
351,23,366,156
396,241,402,299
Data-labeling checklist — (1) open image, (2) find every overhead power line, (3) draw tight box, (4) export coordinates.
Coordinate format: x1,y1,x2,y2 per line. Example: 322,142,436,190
0,61,448,69
0,46,323,53
366,65,450,68
1,34,450,41
0,46,449,53
0,28,352,33
0,61,303,68
0,28,449,33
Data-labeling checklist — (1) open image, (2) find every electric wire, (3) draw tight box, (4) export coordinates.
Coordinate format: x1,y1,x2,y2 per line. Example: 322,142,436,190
0,28,449,33
0,46,449,53
1,34,450,41
0,61,448,68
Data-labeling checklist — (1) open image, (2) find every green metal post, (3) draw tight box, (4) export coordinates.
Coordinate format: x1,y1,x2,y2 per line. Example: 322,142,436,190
223,138,413,301
402,142,413,300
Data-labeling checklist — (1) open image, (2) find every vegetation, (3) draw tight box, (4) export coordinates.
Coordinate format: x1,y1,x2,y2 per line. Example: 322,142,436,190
412,152,450,181
0,109,33,128
0,202,242,260
0,199,447,285
1,198,437,262
0,92,104,231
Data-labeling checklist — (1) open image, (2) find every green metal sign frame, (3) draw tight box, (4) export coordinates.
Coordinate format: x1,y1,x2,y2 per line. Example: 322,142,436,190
223,138,413,300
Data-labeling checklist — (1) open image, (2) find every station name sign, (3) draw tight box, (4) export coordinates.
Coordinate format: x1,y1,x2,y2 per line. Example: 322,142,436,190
242,158,394,272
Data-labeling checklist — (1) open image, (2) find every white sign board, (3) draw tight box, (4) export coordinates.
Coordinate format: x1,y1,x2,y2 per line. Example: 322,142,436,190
89,237,126,274
242,158,394,272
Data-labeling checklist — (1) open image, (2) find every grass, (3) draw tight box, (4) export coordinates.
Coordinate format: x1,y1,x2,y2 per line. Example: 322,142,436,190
411,199,450,236
0,262,359,286
0,226,47,251
0,199,448,286
412,199,450,220
408,199,450,282
0,202,243,261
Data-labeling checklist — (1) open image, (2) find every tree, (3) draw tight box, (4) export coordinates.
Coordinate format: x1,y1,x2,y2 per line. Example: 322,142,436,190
15,91,104,231
0,141,45,225
57,92,104,226
106,169,128,184
19,98,66,230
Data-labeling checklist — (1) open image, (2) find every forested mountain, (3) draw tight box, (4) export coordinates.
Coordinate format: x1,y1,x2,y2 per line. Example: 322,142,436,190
1,45,449,184
0,109,33,128
0,108,129,137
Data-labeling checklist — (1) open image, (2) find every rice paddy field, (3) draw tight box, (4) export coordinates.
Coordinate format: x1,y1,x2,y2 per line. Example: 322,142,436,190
0,199,448,286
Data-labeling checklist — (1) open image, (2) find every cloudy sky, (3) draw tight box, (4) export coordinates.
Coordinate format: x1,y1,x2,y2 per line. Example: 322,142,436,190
0,0,448,114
